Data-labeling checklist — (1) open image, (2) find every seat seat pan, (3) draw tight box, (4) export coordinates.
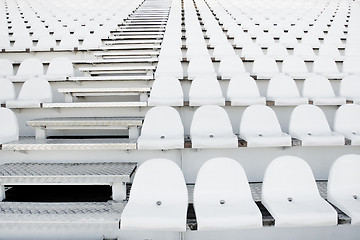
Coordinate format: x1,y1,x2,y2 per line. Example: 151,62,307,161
148,97,184,106
329,198,360,225
230,97,266,106
137,136,184,149
195,203,262,230
242,134,292,147
269,97,308,106
121,203,187,231
311,97,346,105
265,198,338,227
297,134,345,146
191,136,238,148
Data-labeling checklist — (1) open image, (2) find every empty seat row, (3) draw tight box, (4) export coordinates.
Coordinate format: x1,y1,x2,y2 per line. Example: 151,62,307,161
148,74,355,107
137,104,360,149
121,154,360,231
0,57,74,80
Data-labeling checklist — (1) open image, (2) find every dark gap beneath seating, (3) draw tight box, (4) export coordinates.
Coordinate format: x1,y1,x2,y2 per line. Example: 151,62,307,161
4,185,112,202
187,203,197,230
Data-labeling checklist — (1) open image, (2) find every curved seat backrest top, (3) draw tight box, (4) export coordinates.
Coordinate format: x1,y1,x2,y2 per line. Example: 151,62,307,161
140,106,184,139
128,158,188,205
339,75,360,99
289,104,332,136
227,74,261,99
267,74,302,98
240,105,283,137
302,75,336,98
190,105,234,138
0,107,19,144
47,57,74,77
328,154,360,198
262,156,320,202
334,104,360,135
194,157,253,205
17,78,52,102
17,58,44,76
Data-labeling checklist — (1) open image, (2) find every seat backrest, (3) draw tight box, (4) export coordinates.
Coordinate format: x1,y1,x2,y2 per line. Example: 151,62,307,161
313,56,339,73
140,106,184,139
0,59,14,76
328,154,360,198
289,104,332,136
319,44,341,57
149,76,183,102
18,78,52,102
339,75,360,98
252,55,278,73
345,44,360,56
0,107,19,144
282,55,308,73
213,43,236,58
241,43,263,57
58,34,79,48
128,158,188,205
262,156,320,202
189,75,223,100
333,104,360,134
293,43,315,58
0,78,16,103
190,105,234,138
267,74,302,98
302,75,336,98
301,33,321,46
81,34,102,49
194,157,253,205
36,35,56,49
240,105,283,137
343,56,360,74
13,36,33,49
17,58,44,76
47,57,74,77
227,74,261,99
218,55,245,73
155,57,183,78
266,43,288,58
187,56,215,78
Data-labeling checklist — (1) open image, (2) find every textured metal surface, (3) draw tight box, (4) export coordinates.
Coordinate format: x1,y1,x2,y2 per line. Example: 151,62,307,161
27,117,144,128
0,162,136,184
58,87,151,94
67,75,154,81
42,101,147,108
79,65,156,72
72,58,158,64
0,201,124,224
1,137,137,151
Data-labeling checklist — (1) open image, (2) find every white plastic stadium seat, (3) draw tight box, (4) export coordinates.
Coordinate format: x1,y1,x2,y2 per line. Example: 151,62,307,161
266,43,288,61
137,106,184,149
0,107,19,144
10,58,44,80
190,105,238,148
155,56,183,79
218,55,246,79
239,105,291,147
6,78,52,108
187,56,216,80
45,57,74,79
312,56,344,79
0,78,16,104
120,158,188,231
189,75,225,106
227,74,266,106
281,56,309,79
302,75,346,105
334,104,360,145
0,59,14,77
328,154,360,225
240,43,263,60
252,55,279,79
194,157,262,230
266,74,308,106
289,104,345,146
148,76,184,106
339,75,360,104
262,156,338,227
343,56,360,75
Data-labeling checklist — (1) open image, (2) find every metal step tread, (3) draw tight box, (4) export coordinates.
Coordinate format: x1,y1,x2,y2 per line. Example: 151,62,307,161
0,201,124,224
0,162,137,183
58,87,151,94
42,101,147,108
27,117,144,128
1,137,137,151
67,75,154,81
